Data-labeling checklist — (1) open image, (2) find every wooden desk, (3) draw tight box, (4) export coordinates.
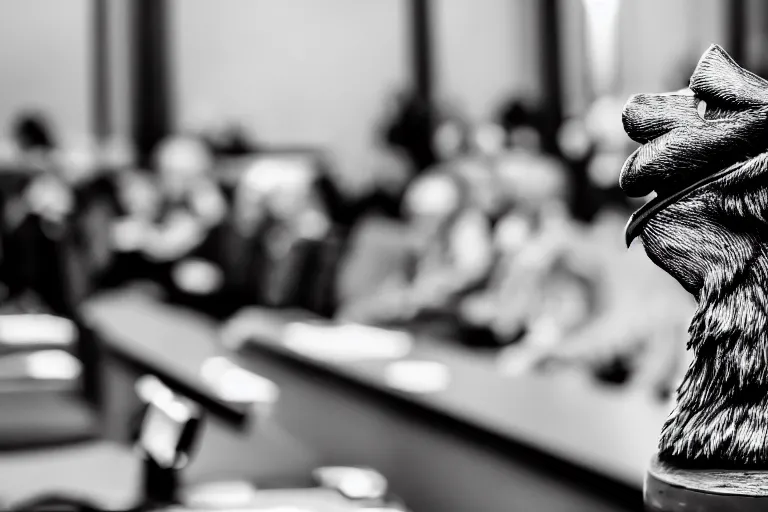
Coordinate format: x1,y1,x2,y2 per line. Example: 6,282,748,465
81,288,319,487
239,321,669,488
233,318,669,511
82,287,250,427
83,289,664,511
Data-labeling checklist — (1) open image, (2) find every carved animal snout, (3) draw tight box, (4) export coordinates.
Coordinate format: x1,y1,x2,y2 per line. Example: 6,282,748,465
620,45,768,198
622,93,699,145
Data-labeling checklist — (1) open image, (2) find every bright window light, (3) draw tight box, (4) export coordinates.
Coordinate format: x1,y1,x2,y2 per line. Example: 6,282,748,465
582,0,622,96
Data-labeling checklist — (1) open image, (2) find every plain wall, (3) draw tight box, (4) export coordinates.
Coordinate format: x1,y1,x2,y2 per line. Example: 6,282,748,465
559,0,589,117
171,0,540,185
171,0,409,190
745,0,768,72
619,0,727,95
0,0,91,144
105,0,132,142
432,0,541,122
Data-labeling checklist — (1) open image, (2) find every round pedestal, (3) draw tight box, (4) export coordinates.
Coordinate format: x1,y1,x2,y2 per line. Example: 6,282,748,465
645,455,768,511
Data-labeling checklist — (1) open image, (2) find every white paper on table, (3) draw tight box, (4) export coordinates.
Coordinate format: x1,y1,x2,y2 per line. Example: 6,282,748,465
200,356,280,405
282,323,413,363
383,360,450,394
0,314,76,346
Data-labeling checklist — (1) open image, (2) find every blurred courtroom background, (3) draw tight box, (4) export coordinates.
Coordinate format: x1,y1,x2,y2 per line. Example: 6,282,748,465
0,1,762,511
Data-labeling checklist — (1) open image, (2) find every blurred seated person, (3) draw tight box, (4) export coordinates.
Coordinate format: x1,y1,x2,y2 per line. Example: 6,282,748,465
336,171,493,338
496,199,693,400
217,158,339,317
317,94,463,231
105,136,227,302
556,116,598,222
315,96,416,228
495,119,558,183
203,120,259,158
497,98,563,154
382,90,436,172
215,162,271,307
14,136,139,306
437,120,507,223
413,114,506,220
457,151,593,347
11,111,58,169
92,165,157,288
559,95,636,221
353,124,416,221
0,114,79,315
494,97,588,216
0,112,62,227
72,136,139,282
336,142,414,225
46,138,120,302
582,96,635,190
490,110,564,218
498,99,538,144
495,113,694,398
145,135,227,262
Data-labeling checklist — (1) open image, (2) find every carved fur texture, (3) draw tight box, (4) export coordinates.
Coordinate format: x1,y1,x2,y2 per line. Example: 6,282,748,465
621,45,768,467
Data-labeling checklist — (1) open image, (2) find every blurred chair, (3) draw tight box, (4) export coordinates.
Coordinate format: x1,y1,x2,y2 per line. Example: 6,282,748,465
0,325,100,452
0,177,103,449
335,171,494,339
335,216,411,309
242,217,342,318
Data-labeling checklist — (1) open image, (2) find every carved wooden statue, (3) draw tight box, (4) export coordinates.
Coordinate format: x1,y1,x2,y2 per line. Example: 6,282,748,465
622,44,768,510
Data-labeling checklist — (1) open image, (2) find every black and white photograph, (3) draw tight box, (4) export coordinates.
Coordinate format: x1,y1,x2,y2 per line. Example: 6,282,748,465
0,1,762,510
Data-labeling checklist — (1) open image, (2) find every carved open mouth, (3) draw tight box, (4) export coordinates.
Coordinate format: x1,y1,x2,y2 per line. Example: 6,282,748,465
624,96,748,246
622,44,768,246
623,158,744,247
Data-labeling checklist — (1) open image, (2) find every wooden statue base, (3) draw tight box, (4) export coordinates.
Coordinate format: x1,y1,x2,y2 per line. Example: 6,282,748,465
645,455,768,511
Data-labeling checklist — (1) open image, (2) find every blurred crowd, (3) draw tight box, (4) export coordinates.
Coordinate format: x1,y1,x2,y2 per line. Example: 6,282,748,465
0,92,695,406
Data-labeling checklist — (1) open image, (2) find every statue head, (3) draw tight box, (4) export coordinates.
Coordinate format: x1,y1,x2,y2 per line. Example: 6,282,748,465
622,44,768,467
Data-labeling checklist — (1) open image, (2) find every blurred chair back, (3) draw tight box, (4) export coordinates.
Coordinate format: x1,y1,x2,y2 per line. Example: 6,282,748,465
217,151,343,317
0,172,102,450
0,172,106,409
